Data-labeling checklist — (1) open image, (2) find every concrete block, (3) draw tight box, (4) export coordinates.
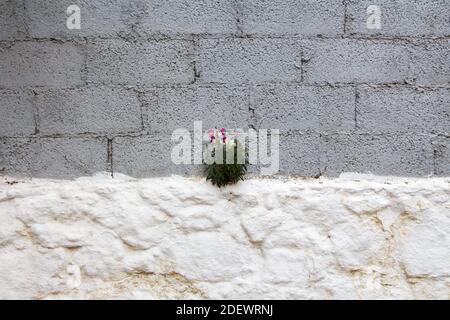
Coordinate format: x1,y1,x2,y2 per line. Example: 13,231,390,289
36,86,142,135
86,39,194,86
0,137,107,178
0,90,35,136
346,0,450,37
357,87,450,134
113,134,203,177
433,135,450,176
411,40,449,87
0,42,83,88
303,39,449,86
278,132,321,176
320,133,434,176
139,0,237,35
143,85,250,133
239,0,344,36
113,132,321,178
0,0,27,40
0,138,34,177
253,84,355,132
24,0,134,38
302,39,411,84
197,38,301,84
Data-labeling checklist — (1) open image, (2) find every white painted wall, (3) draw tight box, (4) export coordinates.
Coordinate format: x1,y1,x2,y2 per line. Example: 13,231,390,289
0,174,449,299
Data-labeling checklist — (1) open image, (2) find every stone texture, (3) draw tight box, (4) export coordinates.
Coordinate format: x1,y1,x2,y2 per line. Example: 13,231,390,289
0,2,448,179
139,0,237,35
113,131,321,178
0,0,27,40
113,135,203,177
0,0,449,302
433,136,450,176
278,132,320,176
0,42,84,88
0,174,448,299
143,85,250,133
24,0,138,38
357,87,450,134
346,0,450,37
36,86,142,135
197,38,302,84
302,39,449,85
86,39,194,86
411,40,450,87
253,84,355,132
320,133,434,177
238,0,344,36
398,207,450,278
0,137,107,178
0,90,35,136
302,39,411,84
0,138,34,176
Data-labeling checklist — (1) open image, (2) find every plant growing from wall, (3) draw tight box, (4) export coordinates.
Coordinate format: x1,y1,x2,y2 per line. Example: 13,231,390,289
205,128,247,188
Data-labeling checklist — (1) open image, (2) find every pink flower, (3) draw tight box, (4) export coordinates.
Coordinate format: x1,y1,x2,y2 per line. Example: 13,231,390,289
209,129,216,143
220,128,227,143
209,128,227,144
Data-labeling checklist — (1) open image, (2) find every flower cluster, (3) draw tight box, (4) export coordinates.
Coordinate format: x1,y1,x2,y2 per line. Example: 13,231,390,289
209,128,227,144
205,128,247,188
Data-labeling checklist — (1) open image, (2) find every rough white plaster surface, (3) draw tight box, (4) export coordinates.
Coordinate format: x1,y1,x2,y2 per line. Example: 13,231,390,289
0,173,449,300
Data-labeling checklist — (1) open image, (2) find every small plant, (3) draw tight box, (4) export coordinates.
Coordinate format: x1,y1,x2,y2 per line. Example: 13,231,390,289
205,128,247,188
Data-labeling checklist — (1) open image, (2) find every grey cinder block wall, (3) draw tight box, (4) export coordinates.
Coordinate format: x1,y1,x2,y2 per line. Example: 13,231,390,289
0,0,449,178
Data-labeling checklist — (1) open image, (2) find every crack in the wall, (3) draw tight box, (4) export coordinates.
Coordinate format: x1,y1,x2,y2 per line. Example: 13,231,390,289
240,221,264,257
232,0,245,38
134,89,146,132
343,0,348,35
107,138,113,178
354,86,359,130
298,48,305,83
20,0,30,39
248,84,257,129
79,38,89,86
191,37,201,83
317,132,324,178
430,134,449,177
30,89,39,135
432,137,439,177
1,34,449,45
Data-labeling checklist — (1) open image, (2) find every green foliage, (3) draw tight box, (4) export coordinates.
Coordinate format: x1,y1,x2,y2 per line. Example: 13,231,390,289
205,140,247,188
206,162,247,188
